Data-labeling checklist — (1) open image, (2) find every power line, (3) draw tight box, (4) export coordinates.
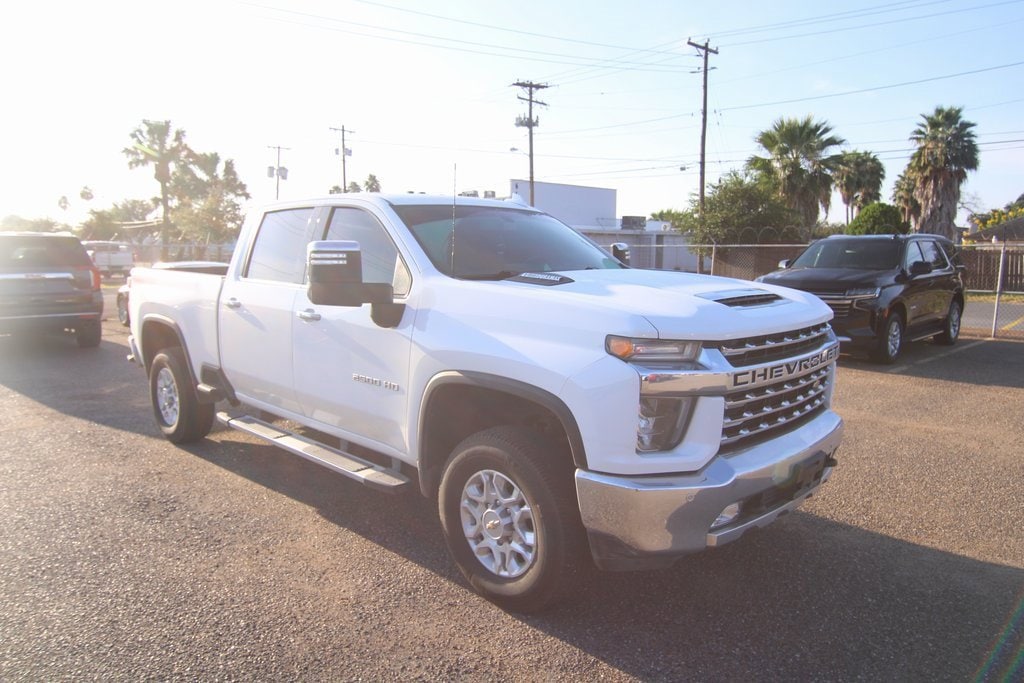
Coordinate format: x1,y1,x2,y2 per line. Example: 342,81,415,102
719,60,1024,112
719,0,1024,47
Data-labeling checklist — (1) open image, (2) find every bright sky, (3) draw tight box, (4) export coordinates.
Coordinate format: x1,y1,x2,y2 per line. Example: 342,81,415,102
1,0,1021,227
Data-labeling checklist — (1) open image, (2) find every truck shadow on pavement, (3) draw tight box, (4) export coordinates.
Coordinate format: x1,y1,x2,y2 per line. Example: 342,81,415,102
0,333,158,438
185,435,1023,682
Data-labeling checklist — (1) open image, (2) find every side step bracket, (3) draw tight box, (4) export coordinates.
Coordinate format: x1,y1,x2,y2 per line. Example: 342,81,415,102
216,412,410,493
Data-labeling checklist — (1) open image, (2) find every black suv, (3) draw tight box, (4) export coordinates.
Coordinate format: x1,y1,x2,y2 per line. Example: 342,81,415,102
0,232,103,347
756,234,964,363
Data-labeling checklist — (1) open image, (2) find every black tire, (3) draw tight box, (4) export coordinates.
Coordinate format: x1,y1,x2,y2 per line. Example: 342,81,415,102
438,426,585,613
149,346,214,443
934,299,962,346
117,294,130,327
872,311,904,364
75,320,102,348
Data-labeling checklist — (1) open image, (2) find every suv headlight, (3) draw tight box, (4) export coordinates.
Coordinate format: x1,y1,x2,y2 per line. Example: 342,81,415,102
845,287,880,299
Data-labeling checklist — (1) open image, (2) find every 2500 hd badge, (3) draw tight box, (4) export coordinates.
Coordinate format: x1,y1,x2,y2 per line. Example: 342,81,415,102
732,345,839,388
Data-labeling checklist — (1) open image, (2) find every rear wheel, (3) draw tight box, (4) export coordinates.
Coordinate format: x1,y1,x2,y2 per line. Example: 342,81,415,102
934,300,961,346
149,346,214,443
117,294,130,327
75,320,101,348
872,311,904,364
438,426,584,613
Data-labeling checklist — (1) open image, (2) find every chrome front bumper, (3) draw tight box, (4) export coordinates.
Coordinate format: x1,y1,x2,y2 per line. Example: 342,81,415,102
575,409,843,571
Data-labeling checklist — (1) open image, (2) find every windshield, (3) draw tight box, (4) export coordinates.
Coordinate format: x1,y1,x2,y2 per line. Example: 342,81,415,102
791,239,900,270
392,204,624,279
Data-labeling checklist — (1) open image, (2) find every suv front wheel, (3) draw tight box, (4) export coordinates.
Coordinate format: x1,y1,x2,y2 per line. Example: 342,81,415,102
872,311,904,364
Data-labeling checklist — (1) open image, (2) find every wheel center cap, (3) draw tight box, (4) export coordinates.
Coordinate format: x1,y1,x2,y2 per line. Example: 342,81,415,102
483,509,505,540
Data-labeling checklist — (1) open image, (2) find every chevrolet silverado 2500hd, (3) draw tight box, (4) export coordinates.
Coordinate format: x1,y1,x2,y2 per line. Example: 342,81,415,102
128,194,844,612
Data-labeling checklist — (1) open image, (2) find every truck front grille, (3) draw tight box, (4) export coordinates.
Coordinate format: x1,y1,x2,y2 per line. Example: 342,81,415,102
715,322,837,452
714,323,831,367
721,366,831,450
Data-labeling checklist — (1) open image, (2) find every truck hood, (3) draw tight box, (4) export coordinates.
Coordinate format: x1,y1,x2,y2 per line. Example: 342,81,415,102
498,269,833,341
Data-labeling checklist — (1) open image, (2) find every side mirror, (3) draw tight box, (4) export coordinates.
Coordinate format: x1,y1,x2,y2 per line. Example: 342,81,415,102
909,260,933,277
307,240,404,327
778,258,791,269
308,240,393,307
611,242,630,265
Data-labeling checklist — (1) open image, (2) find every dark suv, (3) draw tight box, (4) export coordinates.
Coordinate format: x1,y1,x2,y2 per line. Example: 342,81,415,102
0,232,103,347
756,234,964,363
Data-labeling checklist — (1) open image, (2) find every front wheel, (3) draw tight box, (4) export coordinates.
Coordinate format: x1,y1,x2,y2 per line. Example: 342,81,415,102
872,311,904,364
149,347,214,443
934,300,962,346
438,426,584,613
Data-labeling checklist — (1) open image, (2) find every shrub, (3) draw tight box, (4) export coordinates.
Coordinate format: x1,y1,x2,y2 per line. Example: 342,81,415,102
846,202,909,235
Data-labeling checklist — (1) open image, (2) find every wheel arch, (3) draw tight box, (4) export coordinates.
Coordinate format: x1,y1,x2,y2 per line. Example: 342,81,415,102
417,371,587,498
139,315,194,380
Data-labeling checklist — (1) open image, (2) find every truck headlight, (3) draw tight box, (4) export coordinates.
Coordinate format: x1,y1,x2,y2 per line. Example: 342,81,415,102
606,336,701,364
637,396,694,452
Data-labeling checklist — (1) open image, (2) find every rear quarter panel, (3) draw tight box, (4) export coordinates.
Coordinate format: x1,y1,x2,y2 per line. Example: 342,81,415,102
129,267,225,373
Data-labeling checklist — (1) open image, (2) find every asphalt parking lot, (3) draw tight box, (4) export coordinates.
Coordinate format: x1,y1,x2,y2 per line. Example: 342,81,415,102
1,305,1021,681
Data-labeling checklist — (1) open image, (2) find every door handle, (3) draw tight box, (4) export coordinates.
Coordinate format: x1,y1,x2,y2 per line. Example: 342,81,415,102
297,309,322,322
224,298,242,309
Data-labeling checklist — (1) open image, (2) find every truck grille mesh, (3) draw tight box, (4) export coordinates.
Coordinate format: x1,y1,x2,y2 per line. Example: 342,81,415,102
716,322,835,452
721,367,831,450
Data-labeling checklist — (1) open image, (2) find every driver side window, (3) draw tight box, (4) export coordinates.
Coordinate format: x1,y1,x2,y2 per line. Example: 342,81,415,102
902,242,924,271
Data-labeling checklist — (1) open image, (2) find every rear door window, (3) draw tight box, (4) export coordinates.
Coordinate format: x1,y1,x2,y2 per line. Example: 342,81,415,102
244,208,316,283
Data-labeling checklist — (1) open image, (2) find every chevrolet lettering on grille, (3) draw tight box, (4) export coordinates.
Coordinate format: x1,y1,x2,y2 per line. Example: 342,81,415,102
731,345,838,389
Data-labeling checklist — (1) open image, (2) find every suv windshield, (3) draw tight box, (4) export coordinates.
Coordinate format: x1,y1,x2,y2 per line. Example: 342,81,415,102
792,239,900,270
391,204,624,279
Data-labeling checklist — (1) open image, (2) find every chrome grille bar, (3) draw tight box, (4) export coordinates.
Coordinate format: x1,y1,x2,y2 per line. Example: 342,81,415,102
718,323,831,363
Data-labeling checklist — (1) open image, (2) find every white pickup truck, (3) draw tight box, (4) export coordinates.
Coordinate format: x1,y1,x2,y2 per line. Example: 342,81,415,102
128,194,843,611
83,240,134,279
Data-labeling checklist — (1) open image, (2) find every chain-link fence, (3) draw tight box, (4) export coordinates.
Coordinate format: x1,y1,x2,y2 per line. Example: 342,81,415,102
133,243,235,265
593,237,1024,340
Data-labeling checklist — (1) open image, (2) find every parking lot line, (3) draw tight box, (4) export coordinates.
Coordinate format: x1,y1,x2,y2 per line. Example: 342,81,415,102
886,339,988,373
1002,313,1024,331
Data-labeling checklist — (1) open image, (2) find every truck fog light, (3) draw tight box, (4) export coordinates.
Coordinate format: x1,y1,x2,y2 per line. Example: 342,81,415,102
711,503,741,529
636,397,693,452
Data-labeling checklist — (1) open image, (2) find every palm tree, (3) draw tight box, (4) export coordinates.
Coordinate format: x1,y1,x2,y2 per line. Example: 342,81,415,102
123,120,191,253
834,151,885,224
908,106,979,240
748,115,845,238
892,171,921,229
364,174,381,192
171,151,251,245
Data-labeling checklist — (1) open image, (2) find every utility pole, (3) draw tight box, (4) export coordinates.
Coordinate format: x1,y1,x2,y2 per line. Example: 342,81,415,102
687,39,718,232
267,145,290,200
330,126,354,191
512,81,549,206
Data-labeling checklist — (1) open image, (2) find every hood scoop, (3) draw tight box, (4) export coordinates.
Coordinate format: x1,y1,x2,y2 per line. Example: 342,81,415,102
696,288,783,308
